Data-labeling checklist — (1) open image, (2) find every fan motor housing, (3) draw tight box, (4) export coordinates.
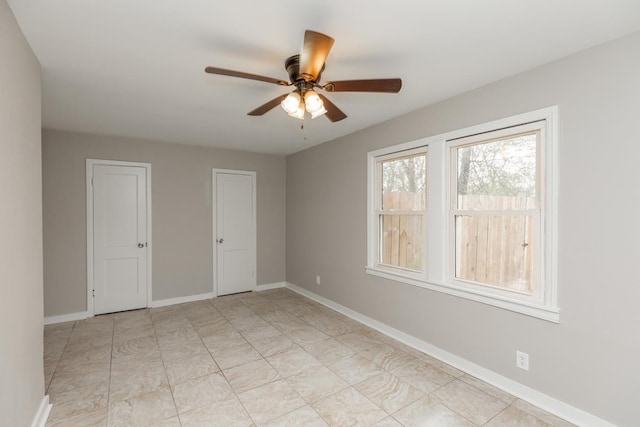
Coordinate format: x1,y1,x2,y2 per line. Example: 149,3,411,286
285,54,324,84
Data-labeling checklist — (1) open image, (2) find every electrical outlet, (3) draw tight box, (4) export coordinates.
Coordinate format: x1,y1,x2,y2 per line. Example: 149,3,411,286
316,275,321,285
516,351,529,371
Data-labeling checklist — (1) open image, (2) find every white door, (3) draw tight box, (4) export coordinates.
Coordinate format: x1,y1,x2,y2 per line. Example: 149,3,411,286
215,171,256,296
92,164,148,314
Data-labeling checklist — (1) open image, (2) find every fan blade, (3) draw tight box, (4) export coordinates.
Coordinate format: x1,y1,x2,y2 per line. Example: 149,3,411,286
247,94,288,116
323,78,402,93
317,94,347,122
299,30,334,81
205,66,290,86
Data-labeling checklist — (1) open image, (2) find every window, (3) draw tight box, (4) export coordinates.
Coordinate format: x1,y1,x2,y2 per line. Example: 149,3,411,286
450,122,543,302
367,107,558,322
374,147,427,274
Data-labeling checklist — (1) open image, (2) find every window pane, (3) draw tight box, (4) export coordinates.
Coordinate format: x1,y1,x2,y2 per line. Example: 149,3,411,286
455,215,533,293
382,154,426,211
380,214,423,271
457,132,537,210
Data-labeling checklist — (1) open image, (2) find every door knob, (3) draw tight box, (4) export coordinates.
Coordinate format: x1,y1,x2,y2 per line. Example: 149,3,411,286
138,243,144,248
217,238,224,244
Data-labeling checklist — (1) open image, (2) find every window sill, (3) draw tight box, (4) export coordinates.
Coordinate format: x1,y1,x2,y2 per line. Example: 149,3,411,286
365,266,559,323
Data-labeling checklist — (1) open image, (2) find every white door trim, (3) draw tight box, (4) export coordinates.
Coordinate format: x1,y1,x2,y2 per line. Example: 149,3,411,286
212,168,257,297
86,159,152,316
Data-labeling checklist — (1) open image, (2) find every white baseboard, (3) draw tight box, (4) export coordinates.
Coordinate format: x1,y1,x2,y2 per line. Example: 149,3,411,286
256,282,286,291
150,292,214,308
285,282,615,427
30,395,51,427
44,311,88,325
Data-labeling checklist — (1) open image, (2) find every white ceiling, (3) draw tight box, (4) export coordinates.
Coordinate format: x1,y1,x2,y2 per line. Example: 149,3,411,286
8,0,640,155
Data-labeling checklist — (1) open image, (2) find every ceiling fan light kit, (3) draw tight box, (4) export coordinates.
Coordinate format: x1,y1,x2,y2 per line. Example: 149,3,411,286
281,92,302,114
205,30,402,123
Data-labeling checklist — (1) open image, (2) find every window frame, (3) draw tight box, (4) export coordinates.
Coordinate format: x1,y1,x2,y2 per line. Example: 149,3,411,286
374,146,428,277
449,122,544,303
366,106,559,323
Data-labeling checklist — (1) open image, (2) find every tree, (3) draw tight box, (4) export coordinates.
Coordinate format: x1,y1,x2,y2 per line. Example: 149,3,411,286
457,133,536,199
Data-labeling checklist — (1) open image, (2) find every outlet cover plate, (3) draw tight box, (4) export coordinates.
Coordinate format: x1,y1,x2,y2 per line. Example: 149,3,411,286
516,350,529,371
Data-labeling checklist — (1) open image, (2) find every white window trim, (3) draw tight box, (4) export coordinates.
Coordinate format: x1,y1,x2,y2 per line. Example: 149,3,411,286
366,106,559,323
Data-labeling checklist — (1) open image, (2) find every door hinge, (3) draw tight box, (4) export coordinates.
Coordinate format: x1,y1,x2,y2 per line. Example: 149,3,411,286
91,177,94,186
92,289,95,298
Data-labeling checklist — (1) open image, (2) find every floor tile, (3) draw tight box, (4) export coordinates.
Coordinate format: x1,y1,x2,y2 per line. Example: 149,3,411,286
512,400,576,427
390,358,455,394
237,379,307,425
301,312,355,336
112,335,160,360
113,325,155,344
43,291,576,427
152,316,192,333
185,311,225,329
269,316,312,333
48,363,110,395
171,372,234,414
201,330,248,353
209,341,263,370
258,405,328,427
459,374,517,404
178,397,253,427
46,406,107,427
223,358,280,393
359,343,416,371
196,319,237,339
56,348,112,373
373,417,404,426
303,338,354,365
250,333,299,357
151,416,182,427
312,387,388,427
267,347,322,378
335,332,382,353
286,365,349,404
159,339,210,362
47,381,108,426
355,372,425,414
485,405,551,426
430,379,509,425
155,326,201,348
109,361,169,402
392,396,476,427
329,354,384,385
253,307,293,323
281,301,318,317
107,385,177,427
419,353,466,377
239,323,281,342
64,335,113,353
163,352,220,386
228,314,269,330
285,326,330,347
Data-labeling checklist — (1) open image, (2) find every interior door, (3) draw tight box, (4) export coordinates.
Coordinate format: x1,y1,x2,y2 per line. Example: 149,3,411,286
92,164,148,314
215,171,256,296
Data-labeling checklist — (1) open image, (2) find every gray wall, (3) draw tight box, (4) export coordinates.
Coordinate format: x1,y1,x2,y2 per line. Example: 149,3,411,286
286,32,640,426
42,130,286,317
0,1,44,425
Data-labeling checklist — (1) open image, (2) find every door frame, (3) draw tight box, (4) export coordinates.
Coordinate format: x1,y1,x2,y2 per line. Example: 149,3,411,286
86,159,153,317
212,168,257,297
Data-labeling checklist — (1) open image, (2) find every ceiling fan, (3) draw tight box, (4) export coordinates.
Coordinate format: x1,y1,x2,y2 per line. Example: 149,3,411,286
204,30,402,122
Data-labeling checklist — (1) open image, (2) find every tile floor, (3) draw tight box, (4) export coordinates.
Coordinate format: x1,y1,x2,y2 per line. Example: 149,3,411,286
43,288,575,426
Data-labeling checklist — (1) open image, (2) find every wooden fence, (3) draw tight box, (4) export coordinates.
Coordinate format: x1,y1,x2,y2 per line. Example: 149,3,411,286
381,192,424,271
381,192,534,292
